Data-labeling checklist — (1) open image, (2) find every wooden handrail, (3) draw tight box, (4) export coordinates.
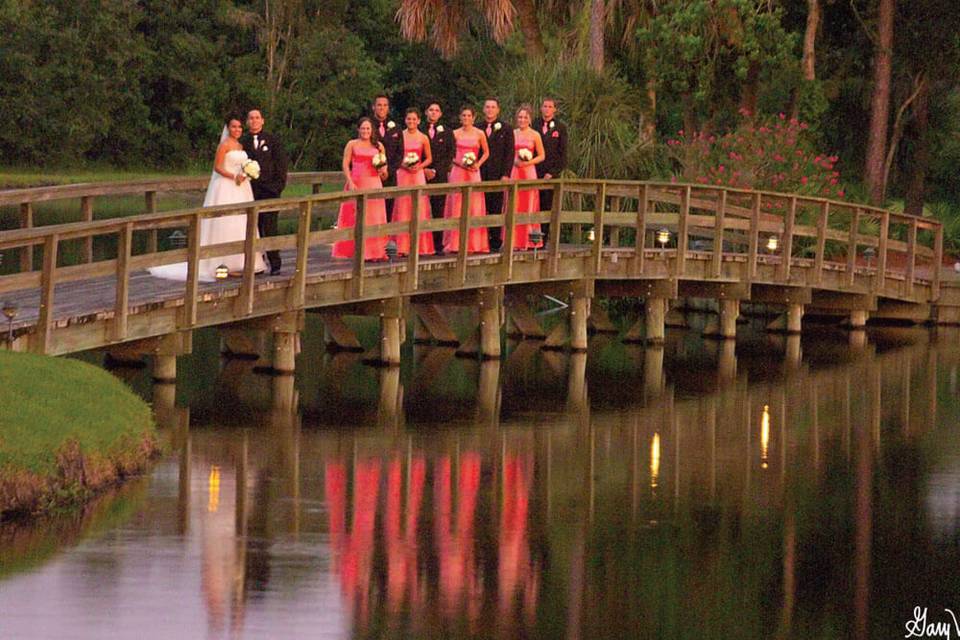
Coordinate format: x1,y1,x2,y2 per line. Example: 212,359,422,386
0,178,945,356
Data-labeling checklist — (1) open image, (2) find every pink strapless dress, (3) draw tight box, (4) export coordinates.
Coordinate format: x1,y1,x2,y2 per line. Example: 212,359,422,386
509,138,542,250
392,138,435,256
332,144,388,260
442,139,490,254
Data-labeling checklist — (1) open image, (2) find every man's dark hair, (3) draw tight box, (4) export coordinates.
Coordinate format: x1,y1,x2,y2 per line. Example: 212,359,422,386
373,94,390,104
484,97,500,107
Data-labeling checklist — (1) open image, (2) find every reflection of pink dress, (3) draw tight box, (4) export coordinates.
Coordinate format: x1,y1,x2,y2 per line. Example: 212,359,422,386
392,136,435,256
510,137,542,250
332,144,388,260
443,137,490,254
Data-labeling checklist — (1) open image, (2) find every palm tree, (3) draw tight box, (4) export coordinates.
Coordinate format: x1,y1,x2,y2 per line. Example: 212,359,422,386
396,0,545,59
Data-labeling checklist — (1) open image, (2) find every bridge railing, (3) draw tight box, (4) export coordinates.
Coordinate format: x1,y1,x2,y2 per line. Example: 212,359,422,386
0,178,943,352
0,171,344,271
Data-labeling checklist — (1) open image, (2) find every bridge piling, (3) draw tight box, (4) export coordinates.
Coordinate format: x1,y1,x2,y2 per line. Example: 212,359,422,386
644,298,667,345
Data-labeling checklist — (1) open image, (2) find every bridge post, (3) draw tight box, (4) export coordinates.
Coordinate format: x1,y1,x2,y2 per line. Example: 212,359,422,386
570,294,590,351
645,298,667,345
717,299,740,339
787,303,804,334
479,287,503,359
643,345,665,396
153,331,192,383
848,309,869,329
380,308,403,367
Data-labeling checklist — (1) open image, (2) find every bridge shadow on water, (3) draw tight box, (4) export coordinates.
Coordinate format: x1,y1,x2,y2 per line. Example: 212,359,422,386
1,320,960,639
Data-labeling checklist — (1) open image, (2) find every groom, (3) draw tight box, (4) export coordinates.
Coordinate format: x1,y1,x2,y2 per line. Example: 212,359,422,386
242,108,288,275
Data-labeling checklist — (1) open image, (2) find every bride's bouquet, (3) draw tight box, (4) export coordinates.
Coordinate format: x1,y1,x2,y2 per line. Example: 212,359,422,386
402,152,420,168
242,160,261,180
461,152,477,168
372,152,388,169
517,149,533,162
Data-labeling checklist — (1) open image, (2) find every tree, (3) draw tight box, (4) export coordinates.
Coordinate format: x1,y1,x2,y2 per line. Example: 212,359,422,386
396,0,545,59
589,0,605,71
862,0,894,205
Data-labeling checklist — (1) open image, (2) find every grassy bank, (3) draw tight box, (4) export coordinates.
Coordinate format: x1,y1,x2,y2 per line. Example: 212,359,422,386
0,352,159,516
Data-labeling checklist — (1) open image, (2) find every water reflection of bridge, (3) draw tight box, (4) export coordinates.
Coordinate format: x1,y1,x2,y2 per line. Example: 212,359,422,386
155,328,955,638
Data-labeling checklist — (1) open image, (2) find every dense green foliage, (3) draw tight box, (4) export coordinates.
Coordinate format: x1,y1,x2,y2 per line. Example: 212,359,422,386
2,0,959,222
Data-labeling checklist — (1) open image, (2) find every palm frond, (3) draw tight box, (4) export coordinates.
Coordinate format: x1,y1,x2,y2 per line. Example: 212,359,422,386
477,0,517,43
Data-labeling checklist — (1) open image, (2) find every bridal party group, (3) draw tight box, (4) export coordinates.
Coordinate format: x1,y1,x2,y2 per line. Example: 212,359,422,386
333,95,568,261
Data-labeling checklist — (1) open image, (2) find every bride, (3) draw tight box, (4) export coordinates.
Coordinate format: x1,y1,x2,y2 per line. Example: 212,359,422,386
149,114,266,282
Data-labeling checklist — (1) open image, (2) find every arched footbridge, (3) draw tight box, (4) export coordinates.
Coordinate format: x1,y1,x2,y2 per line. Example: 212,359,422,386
1,174,957,379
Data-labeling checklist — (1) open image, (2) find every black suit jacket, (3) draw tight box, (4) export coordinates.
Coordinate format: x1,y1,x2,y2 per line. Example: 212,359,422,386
532,118,568,177
240,131,288,199
372,116,403,181
423,122,454,183
480,120,514,182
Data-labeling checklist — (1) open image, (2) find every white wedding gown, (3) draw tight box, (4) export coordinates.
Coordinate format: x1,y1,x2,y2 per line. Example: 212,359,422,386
149,149,267,282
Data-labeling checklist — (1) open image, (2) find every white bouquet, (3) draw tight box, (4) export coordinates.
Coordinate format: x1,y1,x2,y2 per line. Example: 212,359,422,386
242,159,261,180
372,152,388,169
402,151,420,168
517,148,533,162
461,152,477,168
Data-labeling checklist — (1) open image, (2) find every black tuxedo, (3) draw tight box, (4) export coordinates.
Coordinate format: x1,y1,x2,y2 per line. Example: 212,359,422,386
241,130,288,272
373,116,402,218
480,119,513,249
532,117,568,239
424,121,455,251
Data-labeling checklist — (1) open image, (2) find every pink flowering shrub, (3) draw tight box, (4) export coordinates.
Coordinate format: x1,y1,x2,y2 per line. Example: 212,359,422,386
666,112,846,201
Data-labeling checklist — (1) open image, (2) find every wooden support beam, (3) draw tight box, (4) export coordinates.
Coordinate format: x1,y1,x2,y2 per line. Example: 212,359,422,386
20,202,33,271
846,207,860,287
352,194,367,298
712,190,726,278
675,186,690,277
289,201,312,307
747,192,760,281
548,181,564,276
780,196,796,281
80,196,94,263
479,286,503,359
457,186,472,284
501,183,518,281
678,279,750,301
236,206,260,316
876,211,889,295
591,183,606,275
632,183,648,277
35,234,59,354
111,222,133,341
145,190,159,254
703,299,739,339
644,297,666,345
412,304,459,344
318,312,363,351
814,201,829,284
595,278,677,300
905,218,917,297
505,299,547,339
182,213,201,328
570,295,589,351
405,189,422,292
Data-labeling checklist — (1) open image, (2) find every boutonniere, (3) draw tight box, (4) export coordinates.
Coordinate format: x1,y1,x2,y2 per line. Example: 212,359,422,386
552,131,560,138
261,145,269,151
549,120,556,129
387,121,396,129
436,125,444,132
493,122,502,131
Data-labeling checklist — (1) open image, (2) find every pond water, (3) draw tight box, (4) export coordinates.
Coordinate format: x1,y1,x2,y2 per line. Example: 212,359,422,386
1,318,959,639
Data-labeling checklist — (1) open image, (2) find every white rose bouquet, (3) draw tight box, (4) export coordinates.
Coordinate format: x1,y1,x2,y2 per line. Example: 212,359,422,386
461,152,477,168
242,160,261,180
372,152,388,169
402,151,420,168
517,148,533,162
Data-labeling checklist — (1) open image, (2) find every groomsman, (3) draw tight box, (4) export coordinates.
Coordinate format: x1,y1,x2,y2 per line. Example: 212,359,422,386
480,98,513,250
533,97,568,241
242,108,288,275
423,101,454,253
371,94,402,217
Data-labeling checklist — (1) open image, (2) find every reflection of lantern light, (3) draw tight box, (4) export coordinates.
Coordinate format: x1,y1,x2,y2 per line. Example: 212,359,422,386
208,465,221,512
766,235,779,253
657,228,671,248
760,404,770,469
650,432,661,489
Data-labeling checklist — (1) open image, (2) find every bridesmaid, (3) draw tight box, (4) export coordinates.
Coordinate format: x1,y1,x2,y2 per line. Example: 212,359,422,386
332,118,389,261
392,108,435,257
509,104,546,250
443,106,490,254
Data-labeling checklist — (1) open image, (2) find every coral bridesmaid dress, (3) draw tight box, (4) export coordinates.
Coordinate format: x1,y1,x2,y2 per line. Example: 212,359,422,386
442,137,490,254
332,144,388,261
392,136,435,256
509,137,542,250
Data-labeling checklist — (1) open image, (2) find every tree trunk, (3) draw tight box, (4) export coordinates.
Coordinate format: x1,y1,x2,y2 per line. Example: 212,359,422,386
739,60,761,116
863,0,895,205
514,0,546,59
802,0,820,81
589,0,605,72
639,77,657,146
905,80,931,217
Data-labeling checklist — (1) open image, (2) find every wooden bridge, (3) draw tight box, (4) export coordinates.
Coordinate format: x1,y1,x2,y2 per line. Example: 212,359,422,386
1,173,957,382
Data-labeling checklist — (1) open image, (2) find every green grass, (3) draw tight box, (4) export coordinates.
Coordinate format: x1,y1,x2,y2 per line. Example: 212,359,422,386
0,166,206,190
0,352,156,510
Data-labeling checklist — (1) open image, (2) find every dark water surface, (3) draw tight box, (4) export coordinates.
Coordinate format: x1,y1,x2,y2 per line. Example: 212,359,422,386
1,319,959,639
